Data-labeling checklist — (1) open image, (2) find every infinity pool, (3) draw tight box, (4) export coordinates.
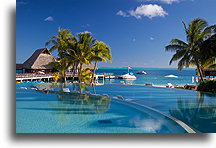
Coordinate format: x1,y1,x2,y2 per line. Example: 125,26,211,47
16,83,216,133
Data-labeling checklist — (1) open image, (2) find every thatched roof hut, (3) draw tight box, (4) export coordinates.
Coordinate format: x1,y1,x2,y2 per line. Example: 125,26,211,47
16,64,23,70
22,48,55,70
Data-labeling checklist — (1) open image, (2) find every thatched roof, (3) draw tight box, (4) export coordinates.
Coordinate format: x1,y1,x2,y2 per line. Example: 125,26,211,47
16,64,23,70
22,48,55,69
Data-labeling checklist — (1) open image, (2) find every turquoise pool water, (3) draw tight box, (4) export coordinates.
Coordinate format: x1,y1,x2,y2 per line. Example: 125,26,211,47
16,83,216,133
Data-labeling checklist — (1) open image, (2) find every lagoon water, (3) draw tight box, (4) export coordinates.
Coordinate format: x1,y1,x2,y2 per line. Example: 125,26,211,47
96,68,196,86
16,68,197,86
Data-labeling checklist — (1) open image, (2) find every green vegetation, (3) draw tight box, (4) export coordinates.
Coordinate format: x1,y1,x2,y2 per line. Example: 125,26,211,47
197,80,216,93
52,72,61,82
48,58,72,83
90,41,112,83
46,28,112,83
165,18,216,81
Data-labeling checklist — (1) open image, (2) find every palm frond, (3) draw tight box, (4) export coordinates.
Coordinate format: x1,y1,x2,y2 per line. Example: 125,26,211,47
165,45,185,52
169,49,187,65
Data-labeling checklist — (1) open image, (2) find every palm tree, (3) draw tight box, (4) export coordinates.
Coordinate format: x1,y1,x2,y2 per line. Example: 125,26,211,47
46,28,112,84
165,18,214,81
200,25,216,69
65,36,80,81
46,28,77,83
90,41,112,83
45,27,73,58
49,58,72,83
69,32,96,83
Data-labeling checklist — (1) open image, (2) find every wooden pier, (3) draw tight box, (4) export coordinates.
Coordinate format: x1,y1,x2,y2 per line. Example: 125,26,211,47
16,73,54,82
16,73,106,83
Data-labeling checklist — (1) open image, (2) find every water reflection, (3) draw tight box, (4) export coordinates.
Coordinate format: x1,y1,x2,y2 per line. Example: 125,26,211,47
33,83,112,114
169,92,216,133
30,83,112,126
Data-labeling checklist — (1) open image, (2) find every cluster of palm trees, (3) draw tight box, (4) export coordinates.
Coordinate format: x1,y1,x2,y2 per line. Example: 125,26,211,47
166,18,216,81
46,28,112,83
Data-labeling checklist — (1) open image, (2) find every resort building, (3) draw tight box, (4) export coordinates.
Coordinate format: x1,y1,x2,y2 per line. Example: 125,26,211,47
16,48,55,73
16,48,95,74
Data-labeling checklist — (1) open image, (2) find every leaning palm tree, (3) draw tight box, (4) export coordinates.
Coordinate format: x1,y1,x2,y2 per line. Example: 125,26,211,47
90,41,112,83
165,18,213,81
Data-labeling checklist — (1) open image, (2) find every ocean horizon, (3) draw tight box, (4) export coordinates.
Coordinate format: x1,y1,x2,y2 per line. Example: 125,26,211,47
95,67,197,86
16,67,197,86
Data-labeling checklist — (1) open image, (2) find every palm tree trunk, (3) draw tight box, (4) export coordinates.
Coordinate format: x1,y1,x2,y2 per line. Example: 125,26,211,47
71,63,78,82
61,72,66,83
78,63,83,83
194,55,204,82
64,72,66,83
196,63,204,82
90,61,97,84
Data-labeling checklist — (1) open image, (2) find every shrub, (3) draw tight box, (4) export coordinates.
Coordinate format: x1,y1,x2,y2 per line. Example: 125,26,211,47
197,80,216,93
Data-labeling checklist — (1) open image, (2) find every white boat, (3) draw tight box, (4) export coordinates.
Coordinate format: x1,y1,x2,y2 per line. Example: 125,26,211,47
120,66,137,79
120,73,137,79
136,71,147,74
164,75,178,78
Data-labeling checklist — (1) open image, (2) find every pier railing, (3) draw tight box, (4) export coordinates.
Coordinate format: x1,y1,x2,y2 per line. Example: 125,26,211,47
16,72,81,82
16,73,53,78
16,72,103,82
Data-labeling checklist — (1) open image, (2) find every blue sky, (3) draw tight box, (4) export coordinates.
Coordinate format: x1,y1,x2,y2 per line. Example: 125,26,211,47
16,0,215,68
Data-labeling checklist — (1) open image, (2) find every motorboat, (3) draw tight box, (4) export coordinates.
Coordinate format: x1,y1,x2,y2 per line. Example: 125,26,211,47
119,66,137,79
120,73,136,79
136,71,147,74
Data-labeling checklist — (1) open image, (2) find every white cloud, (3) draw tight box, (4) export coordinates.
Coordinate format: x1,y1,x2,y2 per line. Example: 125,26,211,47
44,16,54,21
137,0,179,4
150,37,155,40
77,31,92,35
116,10,130,17
159,0,179,4
129,4,168,19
